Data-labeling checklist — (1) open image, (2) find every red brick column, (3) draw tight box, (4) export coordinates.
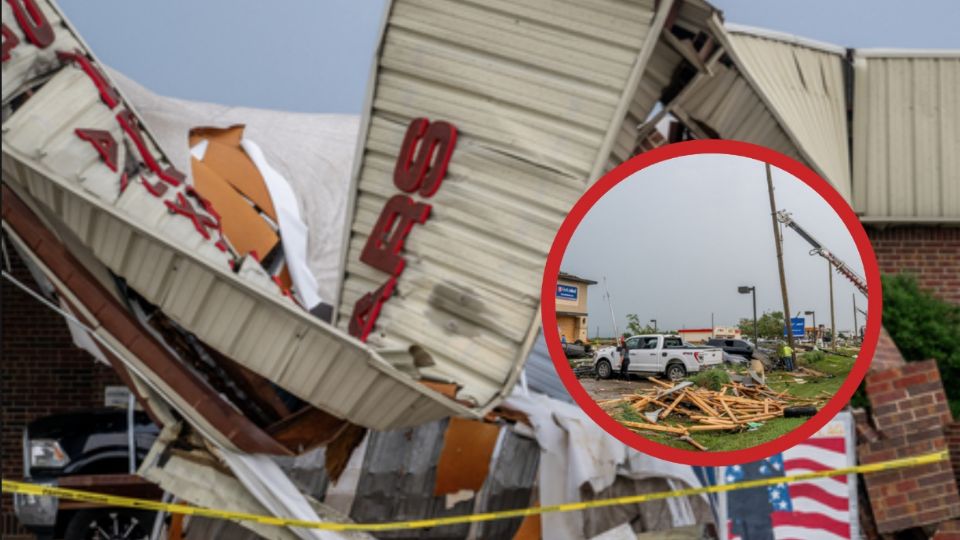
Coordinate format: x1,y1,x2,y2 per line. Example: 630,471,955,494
1,237,120,537
859,360,960,533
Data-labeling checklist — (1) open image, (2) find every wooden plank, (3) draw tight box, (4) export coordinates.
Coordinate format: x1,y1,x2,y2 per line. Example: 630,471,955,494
647,376,674,389
621,421,687,434
660,392,685,420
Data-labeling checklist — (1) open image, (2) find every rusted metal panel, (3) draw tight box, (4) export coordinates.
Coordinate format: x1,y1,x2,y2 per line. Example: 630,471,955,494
347,419,539,540
336,0,674,417
852,51,960,222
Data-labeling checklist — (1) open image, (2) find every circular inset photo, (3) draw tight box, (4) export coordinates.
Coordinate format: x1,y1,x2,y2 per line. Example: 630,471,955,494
542,140,881,465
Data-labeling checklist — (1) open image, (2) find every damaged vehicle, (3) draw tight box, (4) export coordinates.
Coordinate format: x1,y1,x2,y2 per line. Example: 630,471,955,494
593,335,723,381
14,408,161,540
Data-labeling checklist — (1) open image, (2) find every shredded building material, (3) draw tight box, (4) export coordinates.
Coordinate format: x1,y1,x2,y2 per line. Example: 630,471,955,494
597,377,823,450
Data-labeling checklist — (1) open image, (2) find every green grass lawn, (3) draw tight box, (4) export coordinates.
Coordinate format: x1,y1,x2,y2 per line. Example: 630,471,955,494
609,352,856,452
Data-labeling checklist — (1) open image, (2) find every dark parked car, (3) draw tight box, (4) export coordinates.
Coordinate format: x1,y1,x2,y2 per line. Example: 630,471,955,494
14,408,161,540
706,338,755,359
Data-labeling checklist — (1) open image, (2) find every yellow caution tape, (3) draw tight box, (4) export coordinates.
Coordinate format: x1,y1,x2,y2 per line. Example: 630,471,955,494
2,450,947,532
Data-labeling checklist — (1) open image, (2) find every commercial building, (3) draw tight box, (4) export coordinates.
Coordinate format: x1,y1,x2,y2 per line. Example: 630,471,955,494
555,272,597,344
677,327,742,343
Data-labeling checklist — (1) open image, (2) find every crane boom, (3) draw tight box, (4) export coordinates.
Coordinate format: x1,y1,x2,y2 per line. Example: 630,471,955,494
775,210,868,295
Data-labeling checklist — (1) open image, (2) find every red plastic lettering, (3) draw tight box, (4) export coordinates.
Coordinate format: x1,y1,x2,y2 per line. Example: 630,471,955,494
164,193,218,239
7,0,53,48
116,109,182,186
1,24,19,62
393,118,458,197
140,176,168,197
74,129,118,171
56,50,120,109
359,194,430,276
348,278,397,341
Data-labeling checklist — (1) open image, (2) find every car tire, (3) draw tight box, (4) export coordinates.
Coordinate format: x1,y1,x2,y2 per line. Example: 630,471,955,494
64,508,157,540
596,360,612,379
665,362,686,382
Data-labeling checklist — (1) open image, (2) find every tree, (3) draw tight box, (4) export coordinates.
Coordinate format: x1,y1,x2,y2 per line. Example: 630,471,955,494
739,311,785,340
882,274,960,415
625,313,656,336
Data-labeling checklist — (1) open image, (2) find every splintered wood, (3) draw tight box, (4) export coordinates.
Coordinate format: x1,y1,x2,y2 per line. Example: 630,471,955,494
597,377,822,451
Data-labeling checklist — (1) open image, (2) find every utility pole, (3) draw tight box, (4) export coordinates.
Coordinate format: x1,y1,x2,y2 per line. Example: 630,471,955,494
852,294,858,344
602,277,619,339
828,261,836,351
711,312,714,329
766,163,794,351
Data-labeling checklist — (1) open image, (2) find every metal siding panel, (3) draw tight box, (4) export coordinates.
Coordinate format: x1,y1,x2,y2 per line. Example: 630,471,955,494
852,53,960,221
676,62,805,163
337,0,668,413
941,60,960,217
720,32,851,199
913,59,940,217
523,332,573,402
2,2,473,430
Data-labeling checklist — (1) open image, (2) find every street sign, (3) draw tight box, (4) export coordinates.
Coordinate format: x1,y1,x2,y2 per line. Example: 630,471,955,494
784,317,805,337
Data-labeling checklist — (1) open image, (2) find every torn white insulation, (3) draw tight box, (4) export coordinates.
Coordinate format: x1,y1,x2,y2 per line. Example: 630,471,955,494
242,138,321,309
504,392,705,539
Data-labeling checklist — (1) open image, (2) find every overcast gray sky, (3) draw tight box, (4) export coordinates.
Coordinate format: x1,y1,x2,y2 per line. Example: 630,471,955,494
58,0,959,115
562,155,866,336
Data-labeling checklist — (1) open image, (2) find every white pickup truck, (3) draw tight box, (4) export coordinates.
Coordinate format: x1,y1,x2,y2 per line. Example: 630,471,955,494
593,334,723,381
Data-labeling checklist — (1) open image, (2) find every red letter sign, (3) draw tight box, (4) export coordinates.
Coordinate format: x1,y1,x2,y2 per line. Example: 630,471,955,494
350,117,458,341
359,194,431,276
348,278,397,341
393,118,457,197
7,0,53,48
1,24,19,62
75,129,118,171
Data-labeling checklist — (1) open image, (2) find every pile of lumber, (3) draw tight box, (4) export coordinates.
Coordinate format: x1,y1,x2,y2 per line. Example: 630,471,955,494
597,377,823,451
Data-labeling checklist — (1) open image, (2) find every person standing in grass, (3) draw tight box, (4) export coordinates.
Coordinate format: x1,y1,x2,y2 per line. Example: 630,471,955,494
619,336,631,380
779,342,795,371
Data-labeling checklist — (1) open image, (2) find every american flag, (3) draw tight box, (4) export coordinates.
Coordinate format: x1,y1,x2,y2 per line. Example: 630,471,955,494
723,413,857,540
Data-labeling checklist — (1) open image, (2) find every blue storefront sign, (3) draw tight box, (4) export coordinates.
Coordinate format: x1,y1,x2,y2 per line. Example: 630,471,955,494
783,317,805,337
556,284,578,301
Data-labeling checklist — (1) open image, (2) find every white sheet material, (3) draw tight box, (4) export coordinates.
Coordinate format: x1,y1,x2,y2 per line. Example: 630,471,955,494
106,67,359,306
189,139,209,160
504,391,705,539
241,138,321,309
321,434,369,515
218,449,352,540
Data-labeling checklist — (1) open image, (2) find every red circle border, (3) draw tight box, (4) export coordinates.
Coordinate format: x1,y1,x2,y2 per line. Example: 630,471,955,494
541,139,881,466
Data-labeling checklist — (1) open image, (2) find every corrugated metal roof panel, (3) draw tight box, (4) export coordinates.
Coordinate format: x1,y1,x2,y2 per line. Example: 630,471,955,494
336,0,673,411
674,60,805,163
851,52,960,221
523,332,573,403
723,28,852,200
1,0,472,431
349,419,474,539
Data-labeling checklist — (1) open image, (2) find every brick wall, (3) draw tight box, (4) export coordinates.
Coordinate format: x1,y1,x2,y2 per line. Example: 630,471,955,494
864,360,952,435
1,239,120,537
858,360,960,533
867,226,960,305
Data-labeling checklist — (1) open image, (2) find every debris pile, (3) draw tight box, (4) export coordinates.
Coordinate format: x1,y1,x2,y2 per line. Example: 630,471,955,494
598,377,824,451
